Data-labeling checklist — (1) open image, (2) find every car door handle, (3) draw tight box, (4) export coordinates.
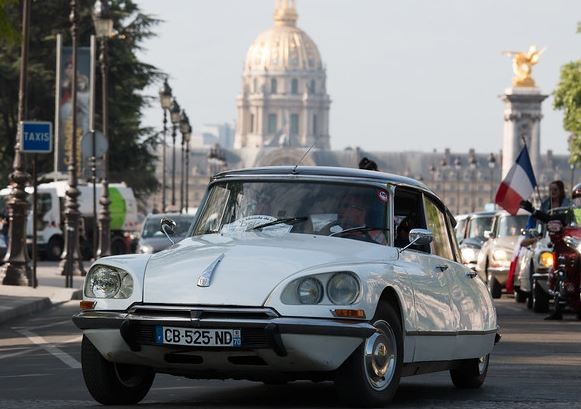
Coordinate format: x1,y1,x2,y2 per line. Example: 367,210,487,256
465,270,477,279
434,264,449,272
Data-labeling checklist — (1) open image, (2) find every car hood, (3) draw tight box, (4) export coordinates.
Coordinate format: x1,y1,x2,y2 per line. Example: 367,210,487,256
138,236,186,253
143,232,395,306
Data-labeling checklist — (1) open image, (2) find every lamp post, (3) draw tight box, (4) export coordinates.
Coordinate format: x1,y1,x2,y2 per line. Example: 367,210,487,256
158,79,172,212
570,163,576,192
179,110,190,213
488,153,496,203
60,0,85,284
169,98,181,210
184,124,192,213
93,0,113,258
440,158,448,203
469,152,477,212
2,0,31,286
454,157,462,215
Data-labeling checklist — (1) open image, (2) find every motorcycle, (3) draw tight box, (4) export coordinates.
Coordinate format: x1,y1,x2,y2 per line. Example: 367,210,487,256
540,215,581,319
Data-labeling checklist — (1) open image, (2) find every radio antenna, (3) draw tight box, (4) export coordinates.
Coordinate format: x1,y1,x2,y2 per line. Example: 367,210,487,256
292,141,317,174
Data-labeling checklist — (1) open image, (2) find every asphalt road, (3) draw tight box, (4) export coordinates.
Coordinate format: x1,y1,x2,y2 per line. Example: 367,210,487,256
0,297,580,409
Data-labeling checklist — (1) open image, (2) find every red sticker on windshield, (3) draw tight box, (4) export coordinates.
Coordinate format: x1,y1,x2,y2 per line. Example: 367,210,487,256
376,190,389,203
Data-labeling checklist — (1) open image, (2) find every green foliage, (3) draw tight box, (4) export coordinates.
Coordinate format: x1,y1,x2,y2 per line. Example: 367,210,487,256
0,0,163,200
554,23,581,165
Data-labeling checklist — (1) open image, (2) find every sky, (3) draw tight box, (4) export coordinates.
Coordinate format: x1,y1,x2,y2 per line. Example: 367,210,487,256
135,0,580,156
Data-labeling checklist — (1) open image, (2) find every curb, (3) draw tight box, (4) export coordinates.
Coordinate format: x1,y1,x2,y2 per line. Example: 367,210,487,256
0,296,53,326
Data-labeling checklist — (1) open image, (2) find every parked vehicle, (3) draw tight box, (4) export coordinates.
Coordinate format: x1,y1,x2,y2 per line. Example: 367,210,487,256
476,210,529,298
456,211,495,271
0,181,139,260
74,166,498,407
136,213,196,254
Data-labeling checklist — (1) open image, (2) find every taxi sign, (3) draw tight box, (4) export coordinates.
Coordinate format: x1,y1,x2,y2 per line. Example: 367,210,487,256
20,121,53,153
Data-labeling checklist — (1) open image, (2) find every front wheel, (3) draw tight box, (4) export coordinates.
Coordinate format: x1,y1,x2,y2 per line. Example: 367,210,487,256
450,354,489,389
81,336,155,405
488,274,502,299
514,287,527,303
335,302,403,407
532,279,549,313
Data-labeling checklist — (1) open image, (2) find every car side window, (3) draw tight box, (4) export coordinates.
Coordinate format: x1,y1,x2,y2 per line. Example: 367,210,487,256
423,196,454,260
393,187,429,252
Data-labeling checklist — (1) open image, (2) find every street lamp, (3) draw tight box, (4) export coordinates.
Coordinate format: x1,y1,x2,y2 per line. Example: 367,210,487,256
158,79,172,212
440,157,448,203
184,124,192,213
2,0,31,286
454,157,462,215
488,153,496,203
93,0,114,259
469,152,477,212
60,0,85,284
169,98,181,210
179,109,190,213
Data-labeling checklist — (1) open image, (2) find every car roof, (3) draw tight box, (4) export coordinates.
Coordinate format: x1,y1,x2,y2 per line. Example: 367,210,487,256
214,166,432,192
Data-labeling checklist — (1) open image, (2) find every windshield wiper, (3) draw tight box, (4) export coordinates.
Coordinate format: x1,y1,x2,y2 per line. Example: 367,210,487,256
329,225,389,237
251,217,308,231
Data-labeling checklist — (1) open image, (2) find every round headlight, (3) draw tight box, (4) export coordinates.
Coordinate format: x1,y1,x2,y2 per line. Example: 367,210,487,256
538,251,554,268
493,249,509,262
461,247,477,263
87,266,121,298
327,272,360,305
297,278,323,304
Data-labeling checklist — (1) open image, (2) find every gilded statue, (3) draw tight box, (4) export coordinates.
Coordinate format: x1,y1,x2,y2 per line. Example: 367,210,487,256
502,45,545,88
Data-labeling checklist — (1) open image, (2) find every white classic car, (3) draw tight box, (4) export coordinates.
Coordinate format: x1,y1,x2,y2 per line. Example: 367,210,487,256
73,166,499,407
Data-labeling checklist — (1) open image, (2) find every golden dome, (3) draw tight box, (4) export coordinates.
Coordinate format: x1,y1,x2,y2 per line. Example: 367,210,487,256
244,0,323,73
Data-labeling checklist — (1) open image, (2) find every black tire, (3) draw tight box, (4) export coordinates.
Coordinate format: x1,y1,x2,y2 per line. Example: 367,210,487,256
46,236,64,261
81,335,155,405
515,287,527,303
532,279,549,313
335,302,403,407
526,262,534,310
111,237,127,255
488,275,502,299
450,354,489,389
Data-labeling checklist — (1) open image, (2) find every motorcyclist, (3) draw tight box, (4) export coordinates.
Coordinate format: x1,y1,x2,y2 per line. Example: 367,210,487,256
520,183,581,320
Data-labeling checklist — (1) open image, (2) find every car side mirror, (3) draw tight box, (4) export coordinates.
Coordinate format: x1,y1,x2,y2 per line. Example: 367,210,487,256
160,217,176,244
399,228,433,254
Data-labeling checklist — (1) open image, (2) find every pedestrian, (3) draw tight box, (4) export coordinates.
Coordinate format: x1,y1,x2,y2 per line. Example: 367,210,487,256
359,157,378,171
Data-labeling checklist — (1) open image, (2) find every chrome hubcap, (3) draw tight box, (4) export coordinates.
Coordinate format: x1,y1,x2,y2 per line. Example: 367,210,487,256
477,355,488,375
363,320,396,390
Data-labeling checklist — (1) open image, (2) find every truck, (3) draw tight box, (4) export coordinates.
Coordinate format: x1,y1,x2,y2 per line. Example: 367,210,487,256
0,181,139,260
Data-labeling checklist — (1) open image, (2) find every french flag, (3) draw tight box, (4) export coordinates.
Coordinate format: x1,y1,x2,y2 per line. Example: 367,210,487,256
495,146,537,215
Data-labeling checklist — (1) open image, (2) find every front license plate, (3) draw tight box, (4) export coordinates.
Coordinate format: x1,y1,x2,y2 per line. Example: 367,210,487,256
155,326,242,347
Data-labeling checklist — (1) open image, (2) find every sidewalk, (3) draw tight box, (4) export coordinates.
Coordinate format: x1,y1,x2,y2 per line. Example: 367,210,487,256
0,261,87,325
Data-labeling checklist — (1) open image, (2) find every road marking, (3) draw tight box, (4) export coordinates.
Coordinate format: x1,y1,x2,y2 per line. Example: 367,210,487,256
15,329,81,369
11,319,73,331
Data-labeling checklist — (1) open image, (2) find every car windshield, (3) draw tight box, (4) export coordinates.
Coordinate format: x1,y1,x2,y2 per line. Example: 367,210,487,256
497,215,529,237
142,215,195,238
467,216,493,239
192,180,389,243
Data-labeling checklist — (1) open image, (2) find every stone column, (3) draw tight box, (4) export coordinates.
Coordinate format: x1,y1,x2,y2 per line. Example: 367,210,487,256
500,87,547,179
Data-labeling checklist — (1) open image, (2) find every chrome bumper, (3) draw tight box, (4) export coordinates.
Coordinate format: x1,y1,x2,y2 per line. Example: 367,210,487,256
72,305,376,357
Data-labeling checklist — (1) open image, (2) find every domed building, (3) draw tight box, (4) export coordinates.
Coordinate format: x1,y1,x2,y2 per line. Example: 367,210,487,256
234,0,331,150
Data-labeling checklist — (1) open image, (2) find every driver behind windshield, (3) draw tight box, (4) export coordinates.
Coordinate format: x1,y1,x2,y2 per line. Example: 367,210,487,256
321,193,387,244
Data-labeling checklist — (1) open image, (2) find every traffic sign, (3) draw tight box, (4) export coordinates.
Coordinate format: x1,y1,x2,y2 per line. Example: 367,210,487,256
19,121,53,153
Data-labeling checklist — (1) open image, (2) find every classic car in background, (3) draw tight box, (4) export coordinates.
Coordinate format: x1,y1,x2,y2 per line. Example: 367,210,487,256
136,213,196,254
74,166,498,407
476,210,529,298
455,211,495,271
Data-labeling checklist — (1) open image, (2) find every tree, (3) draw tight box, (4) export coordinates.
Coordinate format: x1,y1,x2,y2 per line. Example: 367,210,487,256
0,0,162,201
554,22,581,165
